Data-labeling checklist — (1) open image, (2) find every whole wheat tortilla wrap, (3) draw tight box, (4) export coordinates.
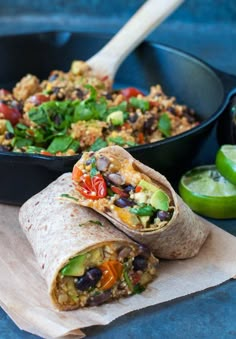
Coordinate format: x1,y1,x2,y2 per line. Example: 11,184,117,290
69,146,210,260
19,173,159,311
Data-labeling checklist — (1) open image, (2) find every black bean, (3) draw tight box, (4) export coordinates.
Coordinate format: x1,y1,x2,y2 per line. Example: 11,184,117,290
96,156,110,172
128,112,138,123
167,107,176,115
105,93,113,100
52,87,65,100
156,210,172,221
74,267,102,291
5,132,14,139
138,244,151,258
0,145,10,152
107,173,125,186
48,73,59,82
53,115,61,125
133,255,148,271
143,117,155,135
86,290,112,306
114,197,135,208
104,176,112,187
74,88,84,99
11,100,23,113
123,184,135,193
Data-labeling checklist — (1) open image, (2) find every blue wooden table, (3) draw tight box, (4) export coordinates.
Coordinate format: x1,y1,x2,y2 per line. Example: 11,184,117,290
0,10,236,338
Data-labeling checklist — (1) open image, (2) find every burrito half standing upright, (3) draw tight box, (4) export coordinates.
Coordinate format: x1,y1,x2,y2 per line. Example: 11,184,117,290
19,173,159,311
68,146,210,259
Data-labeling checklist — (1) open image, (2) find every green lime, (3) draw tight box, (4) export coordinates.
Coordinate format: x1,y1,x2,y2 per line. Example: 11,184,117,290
178,165,236,219
216,144,236,185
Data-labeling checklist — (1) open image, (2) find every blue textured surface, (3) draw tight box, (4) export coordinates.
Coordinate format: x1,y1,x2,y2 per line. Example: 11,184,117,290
0,1,236,338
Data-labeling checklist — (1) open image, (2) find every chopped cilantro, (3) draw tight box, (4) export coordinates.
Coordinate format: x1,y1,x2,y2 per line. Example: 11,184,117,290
129,97,150,111
60,194,79,201
79,220,104,227
158,113,171,137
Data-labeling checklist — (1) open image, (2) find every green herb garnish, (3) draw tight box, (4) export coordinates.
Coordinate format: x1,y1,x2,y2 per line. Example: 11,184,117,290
158,113,171,137
129,97,150,111
60,194,79,202
133,283,146,294
123,269,133,291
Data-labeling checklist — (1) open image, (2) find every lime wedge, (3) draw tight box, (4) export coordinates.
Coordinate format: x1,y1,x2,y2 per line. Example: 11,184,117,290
216,144,236,185
178,165,236,219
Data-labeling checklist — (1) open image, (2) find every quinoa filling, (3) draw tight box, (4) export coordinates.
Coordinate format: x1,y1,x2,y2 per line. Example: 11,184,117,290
54,242,158,308
68,151,175,231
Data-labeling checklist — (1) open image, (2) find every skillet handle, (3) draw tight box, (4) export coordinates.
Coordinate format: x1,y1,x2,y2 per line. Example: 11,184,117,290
212,68,236,145
217,95,236,145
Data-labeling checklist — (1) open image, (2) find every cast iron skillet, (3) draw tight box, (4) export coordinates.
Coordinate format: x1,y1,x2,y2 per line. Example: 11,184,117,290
0,31,235,205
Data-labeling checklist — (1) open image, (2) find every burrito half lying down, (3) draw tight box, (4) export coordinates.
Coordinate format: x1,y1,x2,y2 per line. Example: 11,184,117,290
19,174,159,311
69,146,210,260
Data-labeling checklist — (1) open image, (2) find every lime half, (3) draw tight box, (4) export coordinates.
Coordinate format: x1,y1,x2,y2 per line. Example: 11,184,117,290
179,165,236,219
216,144,236,185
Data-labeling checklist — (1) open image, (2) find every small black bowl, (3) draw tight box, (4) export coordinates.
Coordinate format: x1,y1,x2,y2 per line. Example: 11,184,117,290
0,31,236,205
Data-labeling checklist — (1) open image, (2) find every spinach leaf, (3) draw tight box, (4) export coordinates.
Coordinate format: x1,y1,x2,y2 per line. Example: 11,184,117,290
107,136,125,146
25,146,44,153
90,138,108,151
13,138,33,148
5,121,14,134
47,135,74,154
69,140,80,153
129,204,155,216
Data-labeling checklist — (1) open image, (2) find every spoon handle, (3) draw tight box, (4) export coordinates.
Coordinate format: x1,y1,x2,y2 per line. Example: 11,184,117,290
87,0,184,80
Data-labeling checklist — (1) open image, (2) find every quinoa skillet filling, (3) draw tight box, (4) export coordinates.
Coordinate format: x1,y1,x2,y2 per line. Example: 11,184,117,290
0,60,199,156
68,150,175,232
55,241,158,309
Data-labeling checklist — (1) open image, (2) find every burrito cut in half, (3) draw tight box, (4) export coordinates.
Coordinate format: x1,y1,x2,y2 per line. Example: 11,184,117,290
69,146,210,259
19,173,159,311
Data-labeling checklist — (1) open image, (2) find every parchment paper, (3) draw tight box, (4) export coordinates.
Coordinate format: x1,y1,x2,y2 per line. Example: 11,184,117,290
0,204,236,338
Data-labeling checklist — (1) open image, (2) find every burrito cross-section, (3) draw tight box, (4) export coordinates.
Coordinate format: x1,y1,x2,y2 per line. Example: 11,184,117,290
19,173,159,311
69,146,210,259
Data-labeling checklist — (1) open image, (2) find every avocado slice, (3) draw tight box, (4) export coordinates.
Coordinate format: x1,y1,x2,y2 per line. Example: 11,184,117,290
150,190,169,211
87,248,103,267
107,110,124,126
61,254,86,277
138,179,158,193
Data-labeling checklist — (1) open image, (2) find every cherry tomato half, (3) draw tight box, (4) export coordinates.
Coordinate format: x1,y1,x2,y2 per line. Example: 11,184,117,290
77,174,107,200
0,102,21,125
120,87,144,100
27,93,50,106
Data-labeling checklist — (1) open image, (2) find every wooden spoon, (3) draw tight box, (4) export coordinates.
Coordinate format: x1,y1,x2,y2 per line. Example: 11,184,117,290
86,0,184,84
